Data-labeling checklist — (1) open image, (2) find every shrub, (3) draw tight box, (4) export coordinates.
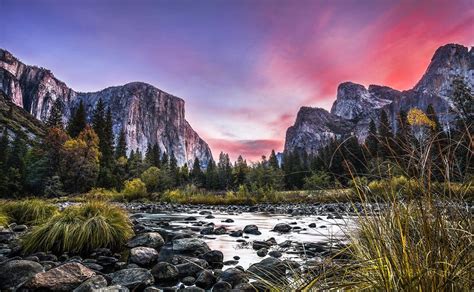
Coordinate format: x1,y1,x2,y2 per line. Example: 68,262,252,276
22,200,133,255
84,188,118,201
140,166,161,192
121,178,148,201
303,171,332,190
2,199,59,225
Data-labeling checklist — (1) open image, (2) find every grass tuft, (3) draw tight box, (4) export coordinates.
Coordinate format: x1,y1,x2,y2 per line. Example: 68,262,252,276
0,211,8,227
22,200,134,255
1,199,59,225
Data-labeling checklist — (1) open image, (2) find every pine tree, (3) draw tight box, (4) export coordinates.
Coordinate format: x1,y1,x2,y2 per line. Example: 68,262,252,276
46,99,64,129
102,108,115,166
161,151,169,168
451,78,473,121
0,128,8,169
205,159,218,189
365,119,378,158
233,155,248,187
217,152,233,189
191,157,204,186
268,150,279,169
378,110,393,160
92,98,106,139
67,100,87,138
115,127,127,158
426,104,447,181
152,144,161,168
169,151,178,187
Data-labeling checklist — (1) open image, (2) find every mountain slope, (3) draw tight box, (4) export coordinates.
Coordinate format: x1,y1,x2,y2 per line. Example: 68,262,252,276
0,49,212,165
285,44,473,155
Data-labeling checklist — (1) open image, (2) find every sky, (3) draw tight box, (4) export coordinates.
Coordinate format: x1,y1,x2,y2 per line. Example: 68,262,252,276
1,0,473,161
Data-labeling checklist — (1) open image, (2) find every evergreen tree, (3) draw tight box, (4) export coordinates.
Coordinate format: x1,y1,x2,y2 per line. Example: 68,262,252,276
217,152,233,189
161,151,169,168
67,100,87,138
92,98,105,139
115,127,127,158
46,99,64,129
365,119,378,158
205,159,218,189
102,108,115,166
451,78,473,121
233,155,248,187
268,150,279,169
0,128,9,169
426,104,447,181
191,157,204,186
378,110,393,160
169,151,178,187
179,163,190,186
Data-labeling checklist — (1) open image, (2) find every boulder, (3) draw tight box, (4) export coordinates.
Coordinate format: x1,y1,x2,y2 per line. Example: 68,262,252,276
212,281,232,291
257,248,268,257
0,260,44,290
108,268,154,289
127,232,164,250
73,275,108,292
130,247,159,266
247,258,286,281
200,250,223,267
195,270,216,289
151,262,179,283
273,223,291,233
24,263,95,291
218,267,248,287
176,259,209,277
243,225,261,235
173,238,211,254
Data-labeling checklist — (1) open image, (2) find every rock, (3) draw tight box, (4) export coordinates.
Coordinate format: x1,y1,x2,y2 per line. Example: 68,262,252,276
252,241,270,250
0,260,44,290
182,287,205,292
200,227,214,235
205,215,215,219
195,270,216,289
108,268,154,289
214,226,227,235
73,275,108,292
308,223,316,228
218,268,248,287
222,219,234,223
200,250,224,267
223,260,239,266
12,224,28,232
257,248,268,257
233,256,240,260
130,247,159,266
151,262,179,283
173,238,211,254
212,281,232,291
99,285,130,291
127,232,165,250
268,251,282,258
234,282,257,291
182,276,196,286
185,216,197,221
243,225,261,235
247,258,286,282
176,259,208,277
229,230,243,237
24,263,95,291
273,223,291,233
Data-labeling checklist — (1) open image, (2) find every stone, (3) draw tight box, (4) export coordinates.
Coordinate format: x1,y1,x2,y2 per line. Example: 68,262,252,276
176,259,208,277
200,227,214,235
99,285,130,291
257,248,268,257
268,250,282,258
127,232,165,250
247,258,286,281
12,224,28,232
130,247,159,266
212,281,232,291
195,270,216,289
273,223,292,233
214,226,227,235
243,225,261,235
234,282,257,292
252,241,270,250
200,250,224,267
0,260,44,290
108,268,154,289
229,230,243,237
151,262,179,283
73,275,108,292
24,263,95,291
173,238,211,254
308,223,316,228
182,276,196,286
218,268,248,287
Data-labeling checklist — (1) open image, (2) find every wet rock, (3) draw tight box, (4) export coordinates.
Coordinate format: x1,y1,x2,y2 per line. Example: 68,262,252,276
73,275,108,292
176,259,208,277
195,270,216,289
268,251,282,258
200,227,214,235
218,267,248,287
223,260,239,266
173,238,211,254
130,247,159,266
99,285,130,291
205,215,215,219
214,226,227,235
247,258,287,282
308,223,316,228
83,262,104,272
234,282,257,292
200,250,224,268
185,216,197,221
127,232,165,250
257,248,268,257
233,256,240,260
0,259,44,290
151,262,179,283
243,225,261,235
212,281,232,291
252,241,270,250
222,219,234,223
273,223,291,233
108,268,154,289
229,230,243,237
182,276,196,285
12,224,28,232
24,263,95,291
182,287,205,292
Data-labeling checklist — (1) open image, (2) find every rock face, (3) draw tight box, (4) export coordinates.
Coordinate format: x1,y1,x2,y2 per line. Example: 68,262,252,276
0,49,212,166
285,44,473,155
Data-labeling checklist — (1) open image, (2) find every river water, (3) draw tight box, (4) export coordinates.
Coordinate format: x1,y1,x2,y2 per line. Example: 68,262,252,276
139,209,352,269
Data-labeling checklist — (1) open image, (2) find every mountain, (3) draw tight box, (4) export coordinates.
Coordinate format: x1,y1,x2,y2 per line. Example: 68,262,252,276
0,49,212,166
285,44,473,155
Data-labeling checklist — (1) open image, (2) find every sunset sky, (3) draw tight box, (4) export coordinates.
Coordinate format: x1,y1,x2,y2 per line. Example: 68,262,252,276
1,0,473,161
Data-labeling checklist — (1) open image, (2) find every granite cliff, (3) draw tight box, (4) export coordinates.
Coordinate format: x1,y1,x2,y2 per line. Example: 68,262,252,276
0,49,212,166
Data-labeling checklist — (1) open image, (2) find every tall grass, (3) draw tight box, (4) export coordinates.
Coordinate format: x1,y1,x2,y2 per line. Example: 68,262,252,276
22,200,134,255
1,199,59,225
0,211,8,227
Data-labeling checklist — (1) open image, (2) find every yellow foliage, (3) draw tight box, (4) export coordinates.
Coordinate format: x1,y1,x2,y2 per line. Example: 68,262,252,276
407,108,436,129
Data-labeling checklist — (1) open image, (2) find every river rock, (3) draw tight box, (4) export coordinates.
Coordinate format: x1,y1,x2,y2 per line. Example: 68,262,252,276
252,240,270,250
24,263,95,291
268,250,282,258
200,227,214,235
173,238,211,254
73,275,108,292
108,268,154,289
247,258,286,281
195,270,216,289
151,262,179,283
182,276,196,285
257,248,268,257
0,259,44,290
218,267,248,287
243,225,261,235
127,232,165,250
234,282,257,292
229,230,243,237
130,247,159,266
200,250,223,267
176,259,208,277
212,281,232,291
273,223,292,233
